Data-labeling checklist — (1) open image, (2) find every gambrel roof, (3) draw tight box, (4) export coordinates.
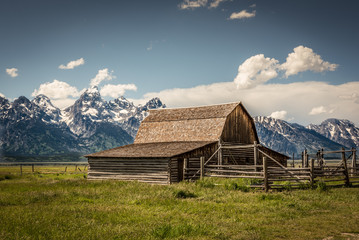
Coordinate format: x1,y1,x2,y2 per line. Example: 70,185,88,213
134,102,241,143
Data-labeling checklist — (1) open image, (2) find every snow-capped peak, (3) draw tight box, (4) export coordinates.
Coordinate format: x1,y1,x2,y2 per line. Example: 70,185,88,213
307,118,359,148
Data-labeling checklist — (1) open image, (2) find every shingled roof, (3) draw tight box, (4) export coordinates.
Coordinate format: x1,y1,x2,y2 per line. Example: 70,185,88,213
134,102,240,143
85,141,215,158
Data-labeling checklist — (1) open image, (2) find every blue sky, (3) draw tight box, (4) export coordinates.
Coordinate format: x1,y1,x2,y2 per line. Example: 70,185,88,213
1,0,359,125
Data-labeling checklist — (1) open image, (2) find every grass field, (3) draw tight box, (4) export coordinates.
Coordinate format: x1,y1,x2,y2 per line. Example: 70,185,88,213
1,168,359,239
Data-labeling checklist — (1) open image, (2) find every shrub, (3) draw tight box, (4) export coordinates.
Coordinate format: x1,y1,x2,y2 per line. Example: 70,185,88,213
195,179,215,188
225,181,250,192
173,190,197,199
0,174,17,181
316,181,328,192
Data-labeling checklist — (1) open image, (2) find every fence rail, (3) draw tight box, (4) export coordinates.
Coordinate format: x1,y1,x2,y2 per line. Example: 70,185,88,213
198,146,358,191
0,162,88,175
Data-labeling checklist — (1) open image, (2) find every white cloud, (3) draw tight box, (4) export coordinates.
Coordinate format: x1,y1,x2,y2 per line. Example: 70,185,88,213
229,10,256,19
339,92,359,104
269,110,288,120
90,68,115,87
100,84,137,98
58,58,85,70
179,0,208,9
6,68,18,77
147,43,153,51
249,4,256,8
309,106,334,115
209,0,226,8
0,92,5,98
32,80,81,109
51,98,78,109
281,46,338,77
233,45,339,89
132,81,359,126
234,54,279,89
32,80,80,99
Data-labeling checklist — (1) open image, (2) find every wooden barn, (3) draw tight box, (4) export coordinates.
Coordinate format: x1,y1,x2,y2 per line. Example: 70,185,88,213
86,102,289,184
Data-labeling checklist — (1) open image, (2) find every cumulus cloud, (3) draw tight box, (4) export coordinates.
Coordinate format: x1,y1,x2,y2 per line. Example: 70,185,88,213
31,80,82,108
100,84,137,98
234,54,279,89
0,92,5,98
32,80,81,99
6,68,18,77
339,92,359,104
269,110,288,120
229,10,256,19
233,45,338,89
209,0,226,8
58,58,85,70
179,0,207,9
51,98,78,109
131,81,359,126
281,46,338,77
309,106,334,115
90,68,115,87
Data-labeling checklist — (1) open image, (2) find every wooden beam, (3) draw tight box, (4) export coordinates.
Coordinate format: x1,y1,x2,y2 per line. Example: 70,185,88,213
263,157,269,192
200,156,205,180
342,147,350,186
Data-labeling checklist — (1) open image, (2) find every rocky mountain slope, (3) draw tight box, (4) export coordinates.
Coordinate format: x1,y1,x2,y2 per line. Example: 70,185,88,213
0,87,165,160
254,116,349,157
307,119,359,149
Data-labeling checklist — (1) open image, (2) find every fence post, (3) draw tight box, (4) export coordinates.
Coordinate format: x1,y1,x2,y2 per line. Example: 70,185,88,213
352,148,357,175
253,141,257,171
32,164,34,173
305,149,309,168
342,147,350,186
292,153,295,168
316,150,321,168
20,164,23,175
263,156,269,192
218,141,223,166
183,158,188,180
200,156,205,180
320,148,324,168
310,158,315,186
302,152,304,168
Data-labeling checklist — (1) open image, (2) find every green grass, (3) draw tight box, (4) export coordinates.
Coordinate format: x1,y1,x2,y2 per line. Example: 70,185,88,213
1,171,359,239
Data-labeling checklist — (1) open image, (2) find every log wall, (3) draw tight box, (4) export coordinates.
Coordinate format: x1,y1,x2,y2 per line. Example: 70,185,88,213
87,157,170,185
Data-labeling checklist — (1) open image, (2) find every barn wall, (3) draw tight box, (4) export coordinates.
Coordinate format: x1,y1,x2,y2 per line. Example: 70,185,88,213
169,158,179,183
179,142,218,159
258,147,288,167
87,157,170,185
172,143,219,182
221,104,258,144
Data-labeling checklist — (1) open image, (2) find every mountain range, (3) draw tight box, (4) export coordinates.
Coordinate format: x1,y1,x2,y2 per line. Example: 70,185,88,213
0,88,358,161
254,117,358,157
0,87,165,161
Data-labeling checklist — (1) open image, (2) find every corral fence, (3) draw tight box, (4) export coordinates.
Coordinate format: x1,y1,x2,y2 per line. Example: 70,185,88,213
192,143,358,191
0,162,89,175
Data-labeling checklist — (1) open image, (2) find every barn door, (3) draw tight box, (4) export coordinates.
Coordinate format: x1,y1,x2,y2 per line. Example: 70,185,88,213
178,158,184,182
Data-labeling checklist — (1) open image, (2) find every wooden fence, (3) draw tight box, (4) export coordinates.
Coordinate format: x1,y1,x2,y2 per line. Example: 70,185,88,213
198,146,358,191
0,162,88,175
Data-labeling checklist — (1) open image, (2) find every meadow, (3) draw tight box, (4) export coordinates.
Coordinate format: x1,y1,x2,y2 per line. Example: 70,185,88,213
1,167,359,240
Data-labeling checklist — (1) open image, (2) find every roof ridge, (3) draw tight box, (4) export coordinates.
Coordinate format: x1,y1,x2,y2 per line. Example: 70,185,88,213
143,116,227,123
148,102,240,111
